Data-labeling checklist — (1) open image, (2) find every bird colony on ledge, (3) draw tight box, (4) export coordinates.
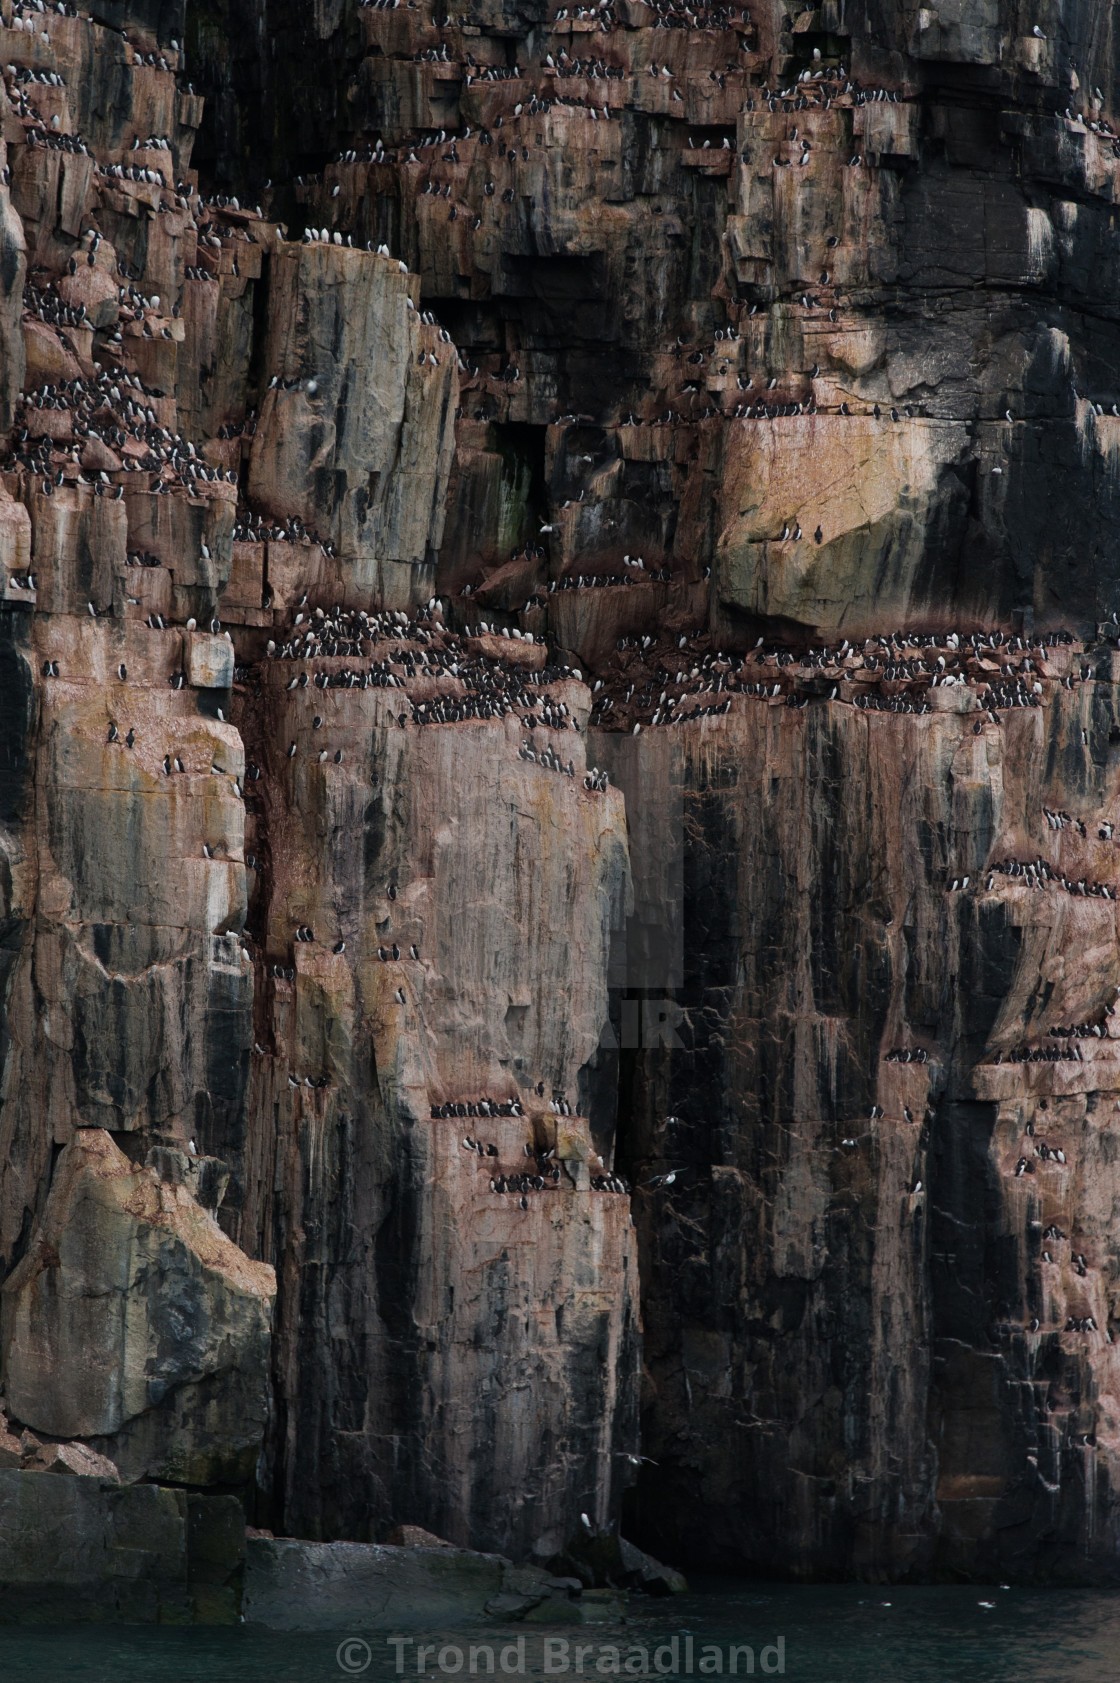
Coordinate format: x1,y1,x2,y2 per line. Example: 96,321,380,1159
0,0,1119,1601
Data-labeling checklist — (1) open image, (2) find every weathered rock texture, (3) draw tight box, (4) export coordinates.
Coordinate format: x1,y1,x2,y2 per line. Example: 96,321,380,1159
1,1128,274,1484
0,0,640,1568
247,242,457,601
0,1467,245,1623
1,0,1120,1592
244,1538,514,1630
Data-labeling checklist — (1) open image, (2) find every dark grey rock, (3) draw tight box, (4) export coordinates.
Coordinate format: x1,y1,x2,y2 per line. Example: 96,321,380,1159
243,1538,507,1630
618,1538,688,1596
0,1468,190,1624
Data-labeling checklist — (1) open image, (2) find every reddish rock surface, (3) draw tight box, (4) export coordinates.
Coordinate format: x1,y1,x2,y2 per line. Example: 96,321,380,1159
0,0,1118,1589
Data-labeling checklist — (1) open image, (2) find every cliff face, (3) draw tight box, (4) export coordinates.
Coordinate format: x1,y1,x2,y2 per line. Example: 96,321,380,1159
0,0,640,1564
621,682,1120,1582
1,0,1120,1585
2,1128,274,1485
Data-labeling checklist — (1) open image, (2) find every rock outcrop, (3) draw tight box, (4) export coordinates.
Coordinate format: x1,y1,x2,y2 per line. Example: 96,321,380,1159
247,242,457,600
0,1467,243,1624
1,0,1120,1596
244,1538,524,1631
1,1129,274,1484
0,1463,609,1627
0,0,640,1568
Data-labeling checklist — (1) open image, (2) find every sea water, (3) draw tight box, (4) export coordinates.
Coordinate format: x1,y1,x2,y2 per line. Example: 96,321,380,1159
0,1577,1114,1683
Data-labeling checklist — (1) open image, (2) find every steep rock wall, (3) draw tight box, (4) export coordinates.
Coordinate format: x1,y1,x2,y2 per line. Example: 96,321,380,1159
2,1128,274,1484
615,675,1120,1580
0,0,641,1563
1,0,1120,1586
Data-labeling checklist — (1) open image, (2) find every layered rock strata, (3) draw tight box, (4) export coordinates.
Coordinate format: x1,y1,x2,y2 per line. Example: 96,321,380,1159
0,0,640,1566
0,0,1119,1588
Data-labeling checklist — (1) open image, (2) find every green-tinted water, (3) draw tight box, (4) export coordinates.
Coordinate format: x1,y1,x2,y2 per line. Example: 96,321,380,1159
0,1580,1113,1683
